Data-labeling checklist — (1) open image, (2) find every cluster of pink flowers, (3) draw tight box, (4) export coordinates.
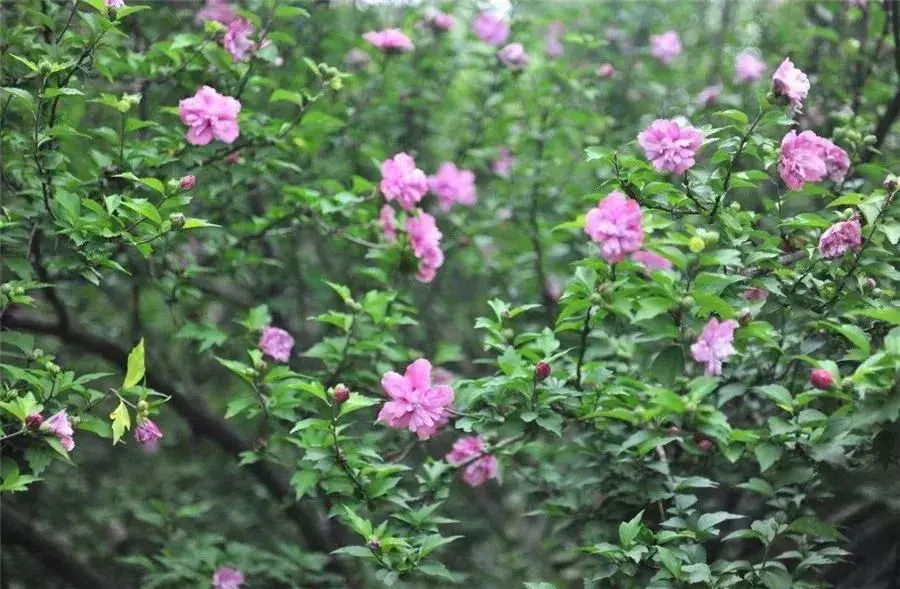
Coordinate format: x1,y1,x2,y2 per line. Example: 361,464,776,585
498,43,529,70
259,326,294,363
212,567,245,589
473,12,509,46
406,212,444,282
380,153,428,210
223,18,256,61
735,50,766,82
378,359,453,440
428,162,477,211
492,146,515,177
637,119,704,175
649,31,682,65
585,191,644,264
772,58,810,110
178,86,241,146
778,130,849,190
363,29,414,54
42,410,75,451
818,218,862,259
423,10,455,33
545,21,565,58
195,0,236,25
446,436,498,487
631,249,672,271
691,318,739,376
134,418,163,448
597,63,616,78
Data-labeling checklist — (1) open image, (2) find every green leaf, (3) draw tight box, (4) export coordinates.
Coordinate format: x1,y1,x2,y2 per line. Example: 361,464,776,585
114,173,166,196
618,510,644,547
755,443,781,472
755,384,793,411
109,400,131,445
339,394,381,416
122,339,145,389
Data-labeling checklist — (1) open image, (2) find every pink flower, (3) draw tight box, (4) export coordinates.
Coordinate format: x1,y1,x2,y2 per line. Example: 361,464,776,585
735,50,766,82
585,191,644,264
818,218,862,259
650,31,681,65
498,43,528,70
492,146,515,177
545,23,565,58
597,63,616,78
195,0,236,25
42,410,74,452
446,436,499,487
380,153,428,211
631,249,672,270
378,359,454,440
105,0,124,7
259,326,294,363
179,175,196,191
819,137,850,182
778,130,830,190
742,287,769,301
772,58,810,110
379,205,397,243
363,29,414,54
543,276,563,302
473,12,509,46
405,212,444,283
428,162,477,211
178,86,241,146
697,85,722,107
134,419,163,447
424,11,455,32
212,567,245,589
344,48,371,71
637,119,704,174
223,18,256,62
690,318,739,376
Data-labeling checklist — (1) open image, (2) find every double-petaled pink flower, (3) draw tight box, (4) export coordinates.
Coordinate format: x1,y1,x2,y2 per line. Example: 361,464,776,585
380,153,428,211
178,86,241,146
650,31,681,65
446,436,498,487
779,130,849,190
473,12,509,46
379,205,397,243
259,326,294,363
818,218,862,259
772,58,810,110
363,29,414,53
498,43,528,70
378,359,453,440
735,50,766,82
585,191,644,264
42,410,75,451
631,249,672,271
638,119,704,174
212,567,245,589
423,10,455,33
223,18,256,61
196,0,236,25
691,318,739,376
428,162,477,211
597,63,616,78
406,212,444,283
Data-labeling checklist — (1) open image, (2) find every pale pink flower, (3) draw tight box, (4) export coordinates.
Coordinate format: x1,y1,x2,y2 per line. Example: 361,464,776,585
545,23,565,58
212,567,245,589
818,218,862,259
778,130,827,190
691,318,739,376
543,276,563,302
631,249,672,271
380,153,428,211
379,205,397,243
473,12,509,46
735,50,766,82
405,212,444,283
178,86,241,146
773,58,810,110
697,85,722,107
446,436,498,487
637,119,704,174
597,63,616,78
258,326,294,363
498,43,528,70
585,191,644,264
179,175,196,191
819,137,850,182
363,29,414,53
378,359,454,440
134,419,162,447
424,10,455,32
105,0,124,7
42,410,74,451
428,162,477,211
650,31,681,65
196,0,236,26
223,18,256,61
742,287,769,301
492,146,515,177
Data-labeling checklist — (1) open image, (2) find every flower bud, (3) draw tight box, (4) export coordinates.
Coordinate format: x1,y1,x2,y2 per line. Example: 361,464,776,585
25,413,43,430
333,383,350,404
810,368,834,390
179,175,196,191
884,174,899,193
697,439,714,453
534,362,551,381
169,213,185,229
137,399,149,413
738,309,753,326
688,236,706,253
667,425,681,436
367,538,381,553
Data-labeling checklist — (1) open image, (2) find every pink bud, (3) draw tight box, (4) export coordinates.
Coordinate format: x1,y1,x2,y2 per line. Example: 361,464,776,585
810,368,834,390
667,425,681,436
179,175,196,190
25,413,43,430
534,362,551,381
697,439,714,453
367,538,381,552
333,384,350,404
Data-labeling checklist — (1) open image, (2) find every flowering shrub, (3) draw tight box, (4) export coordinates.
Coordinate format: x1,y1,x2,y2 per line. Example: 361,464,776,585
2,1,900,588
